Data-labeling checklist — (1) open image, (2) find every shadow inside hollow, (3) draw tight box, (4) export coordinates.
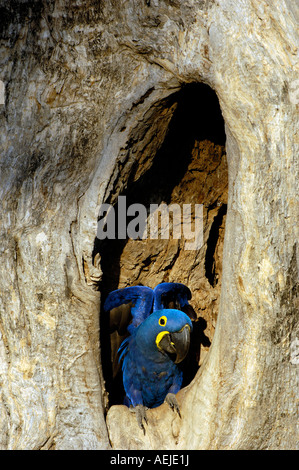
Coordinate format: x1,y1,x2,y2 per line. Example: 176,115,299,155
205,203,227,287
182,317,211,387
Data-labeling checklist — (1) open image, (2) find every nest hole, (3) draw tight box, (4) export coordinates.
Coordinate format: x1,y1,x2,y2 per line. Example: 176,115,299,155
94,83,228,408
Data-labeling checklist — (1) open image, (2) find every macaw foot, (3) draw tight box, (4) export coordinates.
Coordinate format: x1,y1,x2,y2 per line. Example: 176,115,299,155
134,404,148,434
164,393,181,418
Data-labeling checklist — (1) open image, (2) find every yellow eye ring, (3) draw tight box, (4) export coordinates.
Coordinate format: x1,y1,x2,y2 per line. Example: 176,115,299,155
158,315,167,327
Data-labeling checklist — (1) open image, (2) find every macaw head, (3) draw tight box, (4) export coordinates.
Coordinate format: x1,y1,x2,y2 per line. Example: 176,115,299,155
135,309,193,363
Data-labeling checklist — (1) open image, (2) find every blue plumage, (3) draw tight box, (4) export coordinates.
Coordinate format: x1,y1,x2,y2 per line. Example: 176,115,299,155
104,285,154,333
153,282,192,312
121,309,192,408
104,283,195,430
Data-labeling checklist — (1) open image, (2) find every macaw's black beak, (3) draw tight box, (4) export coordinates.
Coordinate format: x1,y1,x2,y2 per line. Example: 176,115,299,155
158,324,191,364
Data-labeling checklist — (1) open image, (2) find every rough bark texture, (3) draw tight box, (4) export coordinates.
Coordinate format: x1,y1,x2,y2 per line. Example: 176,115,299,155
0,0,298,450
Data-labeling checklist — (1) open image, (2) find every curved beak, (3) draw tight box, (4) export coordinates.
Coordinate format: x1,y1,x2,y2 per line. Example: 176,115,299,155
158,324,191,363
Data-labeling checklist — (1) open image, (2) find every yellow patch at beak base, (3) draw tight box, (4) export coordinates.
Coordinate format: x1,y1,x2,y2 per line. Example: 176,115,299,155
155,330,170,350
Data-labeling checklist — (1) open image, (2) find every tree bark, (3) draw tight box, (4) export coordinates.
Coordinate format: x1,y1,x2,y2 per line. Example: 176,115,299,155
0,0,298,449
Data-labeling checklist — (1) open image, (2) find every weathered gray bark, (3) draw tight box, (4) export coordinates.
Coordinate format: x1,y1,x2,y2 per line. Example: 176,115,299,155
0,0,298,449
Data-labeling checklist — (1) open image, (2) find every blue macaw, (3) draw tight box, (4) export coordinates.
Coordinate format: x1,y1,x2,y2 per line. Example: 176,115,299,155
104,283,195,431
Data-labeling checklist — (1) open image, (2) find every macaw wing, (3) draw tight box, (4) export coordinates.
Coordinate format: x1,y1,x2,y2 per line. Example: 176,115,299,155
104,285,154,334
153,282,197,320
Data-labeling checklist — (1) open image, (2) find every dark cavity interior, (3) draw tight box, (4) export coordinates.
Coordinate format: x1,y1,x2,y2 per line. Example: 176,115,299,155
93,83,227,408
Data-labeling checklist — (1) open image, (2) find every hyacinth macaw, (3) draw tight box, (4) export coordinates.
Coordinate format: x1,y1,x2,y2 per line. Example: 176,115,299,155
104,282,195,432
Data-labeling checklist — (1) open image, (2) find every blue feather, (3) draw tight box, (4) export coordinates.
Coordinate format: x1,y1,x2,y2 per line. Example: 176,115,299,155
153,282,191,310
120,309,192,408
104,285,153,332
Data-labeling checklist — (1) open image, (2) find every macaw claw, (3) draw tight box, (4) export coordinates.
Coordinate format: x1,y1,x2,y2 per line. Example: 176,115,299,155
135,404,148,434
165,393,181,418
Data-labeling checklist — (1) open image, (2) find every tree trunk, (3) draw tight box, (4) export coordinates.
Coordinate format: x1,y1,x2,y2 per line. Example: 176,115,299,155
0,0,297,449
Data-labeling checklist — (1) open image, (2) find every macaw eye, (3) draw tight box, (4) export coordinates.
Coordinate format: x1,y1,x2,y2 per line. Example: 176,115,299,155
158,315,167,327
